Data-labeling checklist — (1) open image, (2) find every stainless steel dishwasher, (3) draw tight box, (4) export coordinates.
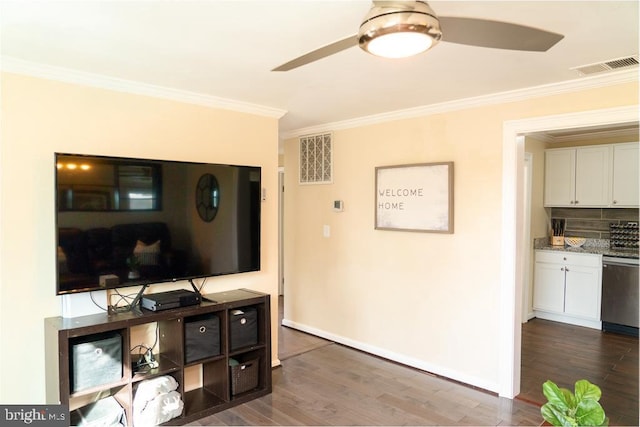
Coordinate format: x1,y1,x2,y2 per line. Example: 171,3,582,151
601,256,639,336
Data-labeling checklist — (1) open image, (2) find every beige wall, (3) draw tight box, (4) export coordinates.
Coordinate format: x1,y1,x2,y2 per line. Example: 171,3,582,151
0,72,280,403
283,82,638,392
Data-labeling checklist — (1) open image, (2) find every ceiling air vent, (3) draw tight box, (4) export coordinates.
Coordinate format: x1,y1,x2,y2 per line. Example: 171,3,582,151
572,55,639,76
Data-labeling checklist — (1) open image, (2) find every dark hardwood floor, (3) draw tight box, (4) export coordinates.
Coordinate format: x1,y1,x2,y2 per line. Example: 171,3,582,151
188,297,545,426
520,318,639,426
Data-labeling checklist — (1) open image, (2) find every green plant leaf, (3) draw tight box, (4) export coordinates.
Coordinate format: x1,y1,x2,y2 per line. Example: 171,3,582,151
574,379,602,403
575,399,606,426
561,387,577,409
542,379,607,426
542,402,579,427
542,403,567,426
543,380,571,411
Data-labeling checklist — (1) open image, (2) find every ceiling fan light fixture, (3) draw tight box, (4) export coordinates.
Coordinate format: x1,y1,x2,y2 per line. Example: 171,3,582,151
358,1,442,59
366,31,433,58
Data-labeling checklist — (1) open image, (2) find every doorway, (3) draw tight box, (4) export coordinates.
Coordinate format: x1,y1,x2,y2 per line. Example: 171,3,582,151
499,105,639,399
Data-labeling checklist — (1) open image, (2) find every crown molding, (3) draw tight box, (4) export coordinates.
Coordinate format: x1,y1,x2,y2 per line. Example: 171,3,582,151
0,56,287,119
2,56,636,137
282,68,639,140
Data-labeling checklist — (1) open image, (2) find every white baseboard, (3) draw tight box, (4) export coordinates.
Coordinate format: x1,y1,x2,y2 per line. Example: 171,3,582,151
281,318,499,394
61,291,108,318
533,311,602,330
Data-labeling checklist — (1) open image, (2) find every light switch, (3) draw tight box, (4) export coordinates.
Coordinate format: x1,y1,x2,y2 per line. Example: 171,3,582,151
323,225,330,238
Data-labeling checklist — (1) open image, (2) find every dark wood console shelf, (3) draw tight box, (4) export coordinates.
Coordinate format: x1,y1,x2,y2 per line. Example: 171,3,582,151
45,288,271,426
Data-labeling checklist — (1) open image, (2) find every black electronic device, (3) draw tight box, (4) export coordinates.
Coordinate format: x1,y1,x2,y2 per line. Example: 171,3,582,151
140,289,201,312
55,153,261,296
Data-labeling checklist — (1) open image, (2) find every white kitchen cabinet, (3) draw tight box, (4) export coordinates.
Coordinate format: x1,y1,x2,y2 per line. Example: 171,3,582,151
574,146,610,206
533,250,602,329
532,260,565,313
544,149,575,207
544,143,637,208
611,142,639,207
564,264,602,319
544,146,610,207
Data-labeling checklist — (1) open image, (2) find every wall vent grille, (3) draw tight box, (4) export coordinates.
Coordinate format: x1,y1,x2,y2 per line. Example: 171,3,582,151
572,55,638,76
299,132,332,184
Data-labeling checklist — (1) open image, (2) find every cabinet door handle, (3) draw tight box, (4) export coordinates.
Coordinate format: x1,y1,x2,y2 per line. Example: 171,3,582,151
575,200,579,204
570,200,574,204
565,267,569,272
561,267,565,271
613,200,618,205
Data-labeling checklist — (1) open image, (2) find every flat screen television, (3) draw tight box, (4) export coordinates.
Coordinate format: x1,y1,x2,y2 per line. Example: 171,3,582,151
55,153,261,295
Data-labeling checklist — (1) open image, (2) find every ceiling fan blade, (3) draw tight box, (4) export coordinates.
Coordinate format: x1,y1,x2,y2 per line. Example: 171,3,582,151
272,34,358,71
439,16,564,52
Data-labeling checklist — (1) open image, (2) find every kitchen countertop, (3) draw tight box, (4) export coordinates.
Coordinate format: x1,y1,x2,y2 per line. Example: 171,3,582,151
534,238,639,259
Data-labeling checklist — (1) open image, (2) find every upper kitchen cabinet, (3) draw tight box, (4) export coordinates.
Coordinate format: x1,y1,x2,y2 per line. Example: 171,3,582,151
611,142,639,207
544,143,638,208
544,148,576,207
544,145,610,207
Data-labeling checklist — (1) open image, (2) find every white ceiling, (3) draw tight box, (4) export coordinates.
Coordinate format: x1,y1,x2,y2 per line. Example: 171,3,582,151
1,1,638,138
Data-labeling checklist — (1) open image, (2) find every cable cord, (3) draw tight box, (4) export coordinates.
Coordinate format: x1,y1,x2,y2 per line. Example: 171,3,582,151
89,291,108,312
109,289,138,313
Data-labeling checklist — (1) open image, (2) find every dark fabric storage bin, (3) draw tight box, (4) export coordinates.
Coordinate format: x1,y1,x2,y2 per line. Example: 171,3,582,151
70,332,123,393
185,314,221,363
229,358,259,395
229,308,258,351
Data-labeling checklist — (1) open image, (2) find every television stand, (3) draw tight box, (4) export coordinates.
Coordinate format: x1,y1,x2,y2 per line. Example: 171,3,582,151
45,288,272,426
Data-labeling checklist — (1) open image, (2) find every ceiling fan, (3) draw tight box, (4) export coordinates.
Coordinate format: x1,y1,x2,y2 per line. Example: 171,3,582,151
272,1,564,71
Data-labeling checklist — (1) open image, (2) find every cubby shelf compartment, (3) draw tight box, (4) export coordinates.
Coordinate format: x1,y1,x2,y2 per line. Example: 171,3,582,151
45,288,272,426
131,353,181,382
183,388,226,417
69,384,130,426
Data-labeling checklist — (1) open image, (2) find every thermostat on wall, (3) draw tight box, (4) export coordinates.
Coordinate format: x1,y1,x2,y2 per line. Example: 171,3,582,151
333,200,344,212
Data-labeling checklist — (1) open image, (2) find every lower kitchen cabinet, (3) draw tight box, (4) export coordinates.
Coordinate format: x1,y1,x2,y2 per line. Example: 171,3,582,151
533,250,602,329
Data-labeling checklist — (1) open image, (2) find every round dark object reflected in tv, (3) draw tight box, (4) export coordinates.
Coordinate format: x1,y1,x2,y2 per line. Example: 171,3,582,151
196,173,220,222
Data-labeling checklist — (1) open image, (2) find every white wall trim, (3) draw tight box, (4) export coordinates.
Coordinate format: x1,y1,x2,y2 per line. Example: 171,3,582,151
282,69,638,139
499,104,639,399
282,318,499,394
3,56,635,140
533,311,602,330
0,56,287,119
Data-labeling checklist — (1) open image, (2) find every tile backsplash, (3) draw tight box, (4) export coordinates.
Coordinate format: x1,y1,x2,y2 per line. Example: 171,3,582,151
550,208,639,239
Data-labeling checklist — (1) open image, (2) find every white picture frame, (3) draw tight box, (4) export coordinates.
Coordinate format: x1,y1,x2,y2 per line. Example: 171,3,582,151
375,162,454,233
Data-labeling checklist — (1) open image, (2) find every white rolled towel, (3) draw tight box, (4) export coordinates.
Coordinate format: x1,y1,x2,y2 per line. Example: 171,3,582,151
133,376,183,426
133,390,184,426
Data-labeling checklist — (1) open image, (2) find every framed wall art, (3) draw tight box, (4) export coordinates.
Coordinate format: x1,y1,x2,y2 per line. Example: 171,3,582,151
375,162,454,233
